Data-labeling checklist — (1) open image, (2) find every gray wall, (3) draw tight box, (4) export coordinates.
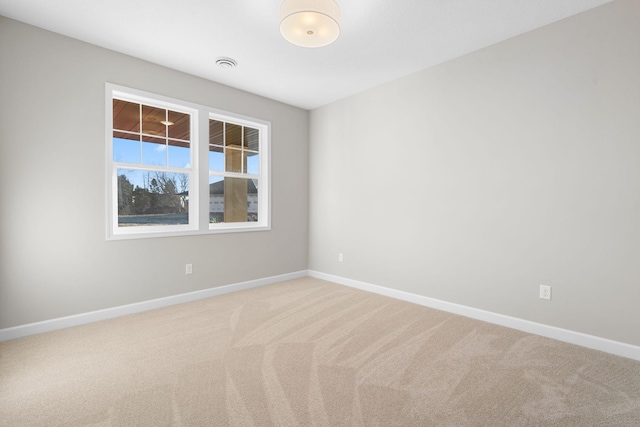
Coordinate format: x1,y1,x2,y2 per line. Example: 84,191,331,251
0,17,309,328
309,0,640,346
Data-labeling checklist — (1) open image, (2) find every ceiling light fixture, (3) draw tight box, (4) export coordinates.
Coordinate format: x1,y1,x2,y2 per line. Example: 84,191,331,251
215,57,237,69
160,120,174,126
280,0,341,48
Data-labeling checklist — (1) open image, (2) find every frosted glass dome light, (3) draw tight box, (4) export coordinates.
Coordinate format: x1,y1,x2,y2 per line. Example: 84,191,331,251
280,0,341,48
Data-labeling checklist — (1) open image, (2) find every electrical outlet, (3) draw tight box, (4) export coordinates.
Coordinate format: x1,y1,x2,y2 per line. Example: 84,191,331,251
539,285,551,300
186,264,193,275
338,253,344,262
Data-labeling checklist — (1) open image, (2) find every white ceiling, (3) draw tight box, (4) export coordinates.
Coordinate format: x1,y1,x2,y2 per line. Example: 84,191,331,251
0,0,613,110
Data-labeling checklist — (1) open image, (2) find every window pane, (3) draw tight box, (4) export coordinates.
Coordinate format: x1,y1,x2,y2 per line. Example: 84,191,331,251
248,179,259,222
168,110,190,141
244,127,259,151
168,141,190,168
208,176,224,223
247,152,259,175
117,169,189,227
113,99,139,132
113,136,140,163
142,105,166,137
225,147,242,173
142,136,166,166
208,177,258,223
209,119,223,145
225,123,242,147
209,145,224,171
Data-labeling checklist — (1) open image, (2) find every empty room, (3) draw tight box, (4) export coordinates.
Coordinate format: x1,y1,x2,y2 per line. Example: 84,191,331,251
1,0,639,425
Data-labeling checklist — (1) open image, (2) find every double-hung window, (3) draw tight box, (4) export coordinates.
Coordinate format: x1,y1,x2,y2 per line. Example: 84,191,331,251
208,116,262,227
106,84,270,239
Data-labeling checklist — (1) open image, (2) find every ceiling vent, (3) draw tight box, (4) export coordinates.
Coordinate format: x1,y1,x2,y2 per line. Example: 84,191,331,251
215,57,237,69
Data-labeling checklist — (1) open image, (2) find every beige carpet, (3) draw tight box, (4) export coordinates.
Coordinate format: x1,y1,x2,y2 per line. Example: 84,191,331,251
1,277,639,426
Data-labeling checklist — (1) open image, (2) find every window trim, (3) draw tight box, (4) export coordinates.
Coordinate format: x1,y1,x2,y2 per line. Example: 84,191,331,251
207,111,270,233
105,83,271,240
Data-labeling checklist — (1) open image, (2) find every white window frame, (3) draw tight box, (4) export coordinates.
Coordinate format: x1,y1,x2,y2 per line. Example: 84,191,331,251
105,83,271,240
207,111,270,233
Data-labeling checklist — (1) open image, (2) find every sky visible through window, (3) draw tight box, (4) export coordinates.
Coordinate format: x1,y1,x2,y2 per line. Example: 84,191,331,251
114,137,188,189
114,137,259,189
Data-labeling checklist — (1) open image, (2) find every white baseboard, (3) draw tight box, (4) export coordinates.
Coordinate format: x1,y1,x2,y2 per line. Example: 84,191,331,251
0,270,308,342
308,270,640,362
3,269,638,362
